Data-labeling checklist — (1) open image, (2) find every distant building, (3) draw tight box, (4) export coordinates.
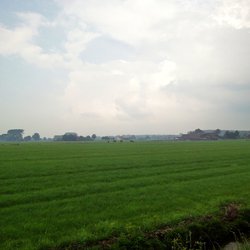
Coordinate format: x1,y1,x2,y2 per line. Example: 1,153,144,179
179,129,220,141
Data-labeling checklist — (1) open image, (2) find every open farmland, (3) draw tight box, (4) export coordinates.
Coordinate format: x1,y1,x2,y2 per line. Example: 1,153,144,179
1,140,250,249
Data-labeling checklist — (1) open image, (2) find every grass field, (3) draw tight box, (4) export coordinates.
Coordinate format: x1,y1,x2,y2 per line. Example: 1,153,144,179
0,140,250,249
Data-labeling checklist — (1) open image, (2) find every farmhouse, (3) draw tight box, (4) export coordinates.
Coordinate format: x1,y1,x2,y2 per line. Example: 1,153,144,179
179,129,220,141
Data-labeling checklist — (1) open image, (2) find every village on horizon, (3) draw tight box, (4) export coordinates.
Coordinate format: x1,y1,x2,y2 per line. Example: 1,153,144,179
1,128,250,142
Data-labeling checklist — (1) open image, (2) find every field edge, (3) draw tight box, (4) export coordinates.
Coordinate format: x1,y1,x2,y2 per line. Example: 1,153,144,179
46,203,250,250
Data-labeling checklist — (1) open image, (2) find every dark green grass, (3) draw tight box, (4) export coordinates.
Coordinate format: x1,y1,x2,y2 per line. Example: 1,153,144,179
0,140,250,249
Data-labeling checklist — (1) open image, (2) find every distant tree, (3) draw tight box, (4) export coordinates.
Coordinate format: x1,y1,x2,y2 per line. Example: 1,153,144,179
224,131,231,139
62,132,78,141
7,129,24,141
0,134,9,141
32,133,41,141
234,130,240,138
91,134,97,140
101,136,114,141
224,130,240,139
101,136,109,140
86,135,91,141
24,136,32,141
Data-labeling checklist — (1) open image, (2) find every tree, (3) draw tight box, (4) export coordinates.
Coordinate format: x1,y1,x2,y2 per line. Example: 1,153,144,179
0,134,9,141
224,130,240,139
224,131,231,139
234,130,240,138
32,133,41,141
62,132,78,141
91,134,97,140
7,129,24,141
24,136,32,141
101,136,110,141
78,136,85,141
86,135,91,141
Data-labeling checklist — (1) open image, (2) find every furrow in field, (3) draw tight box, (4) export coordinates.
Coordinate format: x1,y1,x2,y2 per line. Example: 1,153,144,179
1,166,249,209
0,149,165,163
0,158,247,196
0,155,248,181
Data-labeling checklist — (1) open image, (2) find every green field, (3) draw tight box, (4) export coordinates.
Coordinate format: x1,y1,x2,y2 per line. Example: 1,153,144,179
1,140,250,249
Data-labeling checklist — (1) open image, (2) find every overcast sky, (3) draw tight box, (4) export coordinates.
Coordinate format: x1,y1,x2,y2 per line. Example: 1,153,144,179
1,0,250,137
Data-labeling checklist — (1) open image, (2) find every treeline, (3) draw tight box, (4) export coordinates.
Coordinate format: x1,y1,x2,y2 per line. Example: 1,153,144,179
54,133,97,141
0,129,138,142
223,130,240,139
0,129,137,142
0,129,97,142
0,129,41,142
1,128,250,142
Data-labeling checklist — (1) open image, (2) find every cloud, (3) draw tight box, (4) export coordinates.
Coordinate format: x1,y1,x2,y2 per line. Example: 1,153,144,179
62,59,177,122
0,12,66,69
16,12,47,29
64,28,99,57
214,0,250,29
1,0,250,134
55,0,179,46
34,0,250,130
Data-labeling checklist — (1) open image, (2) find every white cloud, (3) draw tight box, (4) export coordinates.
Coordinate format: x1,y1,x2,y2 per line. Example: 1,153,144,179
28,1,250,130
214,0,250,29
0,25,33,54
1,0,250,134
16,12,48,29
64,28,100,59
55,0,180,46
0,13,66,69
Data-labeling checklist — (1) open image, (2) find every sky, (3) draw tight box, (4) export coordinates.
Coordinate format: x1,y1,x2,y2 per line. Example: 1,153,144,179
0,0,250,137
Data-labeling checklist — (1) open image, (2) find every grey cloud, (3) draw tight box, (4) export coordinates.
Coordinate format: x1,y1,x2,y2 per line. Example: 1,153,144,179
1,0,250,135
115,99,150,120
81,112,102,119
81,35,135,63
